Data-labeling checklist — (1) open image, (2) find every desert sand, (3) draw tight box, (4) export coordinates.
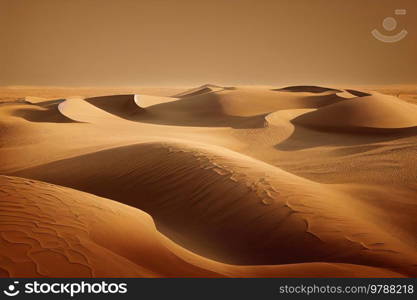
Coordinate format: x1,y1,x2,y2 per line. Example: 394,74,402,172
1,85,417,277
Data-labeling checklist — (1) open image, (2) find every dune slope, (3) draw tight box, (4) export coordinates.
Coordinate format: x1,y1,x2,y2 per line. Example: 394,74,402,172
11,140,417,276
0,175,407,278
0,175,223,277
85,94,145,120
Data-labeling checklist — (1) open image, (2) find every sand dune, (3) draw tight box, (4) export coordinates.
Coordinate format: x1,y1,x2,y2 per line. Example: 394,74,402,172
0,175,228,277
128,87,347,129
0,87,183,103
0,175,406,278
0,100,82,150
173,84,226,98
85,94,145,120
12,140,417,276
11,99,79,123
293,94,417,132
56,87,348,128
1,85,417,277
56,97,121,123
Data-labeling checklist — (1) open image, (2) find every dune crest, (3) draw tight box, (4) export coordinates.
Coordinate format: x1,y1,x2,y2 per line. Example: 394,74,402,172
345,89,372,97
85,94,145,120
11,99,80,123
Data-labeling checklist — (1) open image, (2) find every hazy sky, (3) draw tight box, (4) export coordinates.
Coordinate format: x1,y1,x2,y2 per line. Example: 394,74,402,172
1,0,416,86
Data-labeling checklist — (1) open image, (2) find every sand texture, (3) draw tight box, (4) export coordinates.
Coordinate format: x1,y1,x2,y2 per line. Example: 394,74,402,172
1,85,417,277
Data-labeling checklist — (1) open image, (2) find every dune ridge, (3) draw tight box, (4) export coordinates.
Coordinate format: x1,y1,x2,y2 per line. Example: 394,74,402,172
129,87,348,130
12,99,79,124
84,94,145,120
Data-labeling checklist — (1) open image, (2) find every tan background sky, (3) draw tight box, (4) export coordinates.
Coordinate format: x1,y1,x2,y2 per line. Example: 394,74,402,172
0,0,416,87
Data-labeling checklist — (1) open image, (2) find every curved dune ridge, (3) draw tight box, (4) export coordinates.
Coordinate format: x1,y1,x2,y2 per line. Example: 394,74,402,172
273,85,343,94
85,94,145,120
293,94,417,132
12,140,417,275
1,84,417,278
130,87,348,129
135,94,178,108
56,97,127,124
0,175,213,277
0,175,405,278
0,98,85,125
58,95,178,124
11,99,79,123
345,89,372,97
3,87,349,128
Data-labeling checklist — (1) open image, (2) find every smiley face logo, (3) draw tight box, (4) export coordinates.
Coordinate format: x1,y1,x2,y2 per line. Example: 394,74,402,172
372,9,408,43
3,282,20,297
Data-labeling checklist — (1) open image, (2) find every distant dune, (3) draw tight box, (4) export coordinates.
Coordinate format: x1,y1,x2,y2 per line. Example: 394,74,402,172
1,85,417,277
272,85,342,94
173,84,226,98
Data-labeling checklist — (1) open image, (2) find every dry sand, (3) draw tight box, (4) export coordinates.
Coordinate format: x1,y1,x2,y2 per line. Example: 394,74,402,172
1,85,417,277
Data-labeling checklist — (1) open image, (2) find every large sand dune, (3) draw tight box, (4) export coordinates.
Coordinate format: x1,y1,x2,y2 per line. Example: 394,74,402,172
293,94,417,132
0,175,405,278
1,85,417,277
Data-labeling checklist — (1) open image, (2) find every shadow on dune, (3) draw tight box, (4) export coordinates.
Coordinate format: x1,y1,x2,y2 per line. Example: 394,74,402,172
175,86,215,98
172,84,235,98
10,143,321,265
290,94,417,134
85,94,144,119
272,85,342,94
11,141,417,276
345,89,372,97
12,99,80,123
276,125,417,151
120,91,346,129
2,175,408,278
33,99,65,107
136,111,267,129
295,93,349,107
87,92,267,129
83,88,354,129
